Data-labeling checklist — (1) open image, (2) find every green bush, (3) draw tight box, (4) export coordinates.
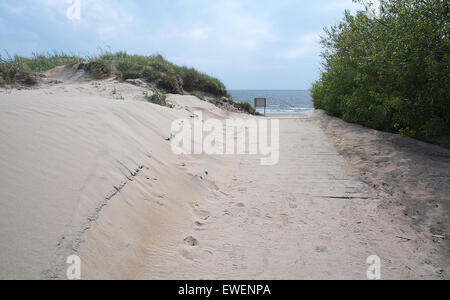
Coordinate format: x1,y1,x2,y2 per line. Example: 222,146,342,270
313,0,450,141
236,102,256,115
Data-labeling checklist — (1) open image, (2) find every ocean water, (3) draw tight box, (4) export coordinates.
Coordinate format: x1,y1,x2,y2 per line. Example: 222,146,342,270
229,90,314,114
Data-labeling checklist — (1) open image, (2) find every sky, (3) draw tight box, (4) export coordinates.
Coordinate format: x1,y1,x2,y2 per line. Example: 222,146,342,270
0,0,364,89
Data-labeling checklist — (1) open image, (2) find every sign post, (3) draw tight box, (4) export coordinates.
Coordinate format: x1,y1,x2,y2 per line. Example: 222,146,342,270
254,98,267,116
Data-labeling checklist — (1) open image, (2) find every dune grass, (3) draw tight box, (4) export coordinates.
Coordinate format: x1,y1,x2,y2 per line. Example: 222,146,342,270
0,51,229,97
97,52,228,96
144,87,167,107
236,102,256,115
5,52,84,73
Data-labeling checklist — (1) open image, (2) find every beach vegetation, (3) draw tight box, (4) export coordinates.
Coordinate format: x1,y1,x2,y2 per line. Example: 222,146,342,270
312,0,450,142
95,51,227,96
190,90,206,100
144,87,167,106
236,102,256,115
0,50,229,97
0,54,39,87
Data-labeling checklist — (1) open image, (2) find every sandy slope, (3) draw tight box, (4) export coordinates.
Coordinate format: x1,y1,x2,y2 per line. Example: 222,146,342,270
141,114,448,280
0,74,233,279
0,74,448,279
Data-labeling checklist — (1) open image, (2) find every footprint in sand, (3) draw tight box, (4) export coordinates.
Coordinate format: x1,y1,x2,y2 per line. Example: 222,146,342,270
194,221,206,231
193,209,211,221
190,202,211,221
195,221,204,227
223,210,233,216
190,202,200,209
184,236,200,247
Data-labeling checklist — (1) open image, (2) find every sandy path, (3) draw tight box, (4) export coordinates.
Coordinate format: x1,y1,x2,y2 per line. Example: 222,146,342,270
148,114,446,280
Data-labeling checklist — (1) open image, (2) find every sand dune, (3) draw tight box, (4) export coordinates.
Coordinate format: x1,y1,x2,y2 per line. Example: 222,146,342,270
0,72,448,279
0,72,233,279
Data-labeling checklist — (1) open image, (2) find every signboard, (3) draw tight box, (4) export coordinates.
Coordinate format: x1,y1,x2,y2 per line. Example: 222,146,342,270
254,98,267,116
255,98,267,108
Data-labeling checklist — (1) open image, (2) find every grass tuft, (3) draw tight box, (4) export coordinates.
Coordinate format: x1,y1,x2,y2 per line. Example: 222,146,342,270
144,88,167,106
236,102,256,115
79,60,113,80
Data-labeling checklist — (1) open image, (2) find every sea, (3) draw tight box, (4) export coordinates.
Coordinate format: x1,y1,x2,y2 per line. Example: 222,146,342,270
229,90,314,115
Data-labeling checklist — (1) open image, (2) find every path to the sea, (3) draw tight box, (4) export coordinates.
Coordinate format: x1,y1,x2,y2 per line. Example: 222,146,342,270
151,114,441,280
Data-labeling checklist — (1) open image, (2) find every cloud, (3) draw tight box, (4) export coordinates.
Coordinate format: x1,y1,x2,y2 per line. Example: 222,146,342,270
137,0,277,57
208,1,276,51
77,1,135,41
0,2,27,15
279,33,321,60
185,26,213,41
6,0,136,42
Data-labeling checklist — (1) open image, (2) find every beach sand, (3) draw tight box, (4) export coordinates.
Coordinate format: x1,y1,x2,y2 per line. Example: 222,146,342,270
0,73,448,279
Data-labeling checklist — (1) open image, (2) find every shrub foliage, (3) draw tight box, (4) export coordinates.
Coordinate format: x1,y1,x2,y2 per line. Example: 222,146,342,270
312,0,450,141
